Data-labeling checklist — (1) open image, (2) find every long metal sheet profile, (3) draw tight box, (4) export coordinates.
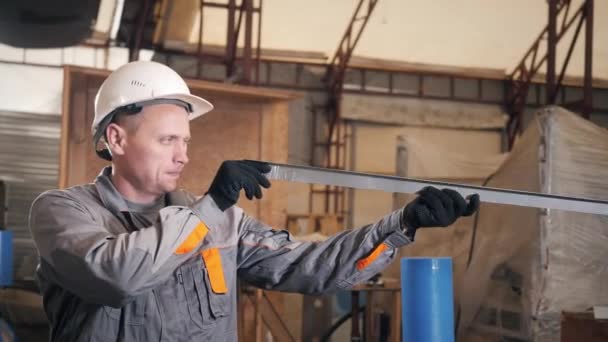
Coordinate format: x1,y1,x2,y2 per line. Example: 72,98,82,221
265,162,608,216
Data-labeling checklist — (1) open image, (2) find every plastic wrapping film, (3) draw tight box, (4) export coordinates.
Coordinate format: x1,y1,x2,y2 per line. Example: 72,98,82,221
393,135,508,180
533,106,608,341
457,106,608,342
391,106,608,341
457,111,542,342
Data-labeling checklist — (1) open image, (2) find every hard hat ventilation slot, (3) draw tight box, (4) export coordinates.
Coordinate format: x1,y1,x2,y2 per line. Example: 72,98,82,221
130,80,146,87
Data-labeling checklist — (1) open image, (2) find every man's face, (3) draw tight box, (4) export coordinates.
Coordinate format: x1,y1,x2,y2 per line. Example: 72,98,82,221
115,103,191,197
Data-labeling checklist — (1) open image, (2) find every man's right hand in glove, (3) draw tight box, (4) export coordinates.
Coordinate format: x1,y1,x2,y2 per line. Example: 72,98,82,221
401,186,480,240
207,160,271,211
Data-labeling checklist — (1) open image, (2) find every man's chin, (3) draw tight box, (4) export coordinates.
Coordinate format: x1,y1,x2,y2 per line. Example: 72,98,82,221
161,181,179,193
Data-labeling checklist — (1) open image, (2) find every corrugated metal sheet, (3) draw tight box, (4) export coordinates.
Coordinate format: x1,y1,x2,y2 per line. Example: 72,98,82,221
0,111,60,282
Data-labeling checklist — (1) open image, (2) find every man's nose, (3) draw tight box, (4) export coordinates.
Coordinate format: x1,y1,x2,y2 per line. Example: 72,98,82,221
175,142,189,165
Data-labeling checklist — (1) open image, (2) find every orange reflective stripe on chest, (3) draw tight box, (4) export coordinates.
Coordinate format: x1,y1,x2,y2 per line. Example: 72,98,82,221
175,222,209,254
356,243,389,271
201,248,228,294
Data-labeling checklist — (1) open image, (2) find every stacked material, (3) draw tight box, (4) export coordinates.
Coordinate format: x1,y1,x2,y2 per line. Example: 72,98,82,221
393,107,608,341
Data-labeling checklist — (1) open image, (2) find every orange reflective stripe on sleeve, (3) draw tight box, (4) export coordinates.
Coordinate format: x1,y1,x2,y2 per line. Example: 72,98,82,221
174,222,209,254
201,248,228,294
356,243,389,271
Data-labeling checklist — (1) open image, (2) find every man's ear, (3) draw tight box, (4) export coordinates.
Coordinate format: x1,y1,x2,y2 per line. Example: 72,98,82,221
105,123,127,157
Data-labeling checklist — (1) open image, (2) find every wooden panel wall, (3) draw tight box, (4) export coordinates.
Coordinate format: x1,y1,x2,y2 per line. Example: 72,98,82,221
60,65,297,229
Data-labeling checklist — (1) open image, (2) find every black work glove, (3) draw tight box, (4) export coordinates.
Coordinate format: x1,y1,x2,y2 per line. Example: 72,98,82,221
401,186,480,239
207,160,271,211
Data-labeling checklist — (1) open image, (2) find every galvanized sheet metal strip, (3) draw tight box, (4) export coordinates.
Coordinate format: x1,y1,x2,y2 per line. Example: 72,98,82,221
266,162,608,216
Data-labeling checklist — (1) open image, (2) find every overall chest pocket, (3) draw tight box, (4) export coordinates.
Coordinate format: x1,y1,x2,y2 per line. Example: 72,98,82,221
178,253,230,329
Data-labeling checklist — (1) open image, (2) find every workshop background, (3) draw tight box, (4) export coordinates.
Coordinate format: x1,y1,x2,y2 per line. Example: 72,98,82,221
0,0,607,341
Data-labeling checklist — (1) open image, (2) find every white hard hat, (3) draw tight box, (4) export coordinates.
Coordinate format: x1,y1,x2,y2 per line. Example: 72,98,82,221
92,60,213,160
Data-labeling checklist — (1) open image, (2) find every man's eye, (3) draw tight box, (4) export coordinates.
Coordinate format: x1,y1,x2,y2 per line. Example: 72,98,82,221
160,137,173,144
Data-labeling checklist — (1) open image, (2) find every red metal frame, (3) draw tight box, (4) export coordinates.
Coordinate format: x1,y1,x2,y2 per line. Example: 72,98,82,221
583,0,594,118
207,0,262,83
128,0,156,62
310,0,378,218
4,0,600,157
506,0,594,149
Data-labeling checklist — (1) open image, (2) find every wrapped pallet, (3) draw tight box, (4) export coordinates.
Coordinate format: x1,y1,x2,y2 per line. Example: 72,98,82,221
394,106,608,341
461,106,608,341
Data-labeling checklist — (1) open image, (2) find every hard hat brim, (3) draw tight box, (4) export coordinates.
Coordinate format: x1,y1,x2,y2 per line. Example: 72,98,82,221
164,93,214,120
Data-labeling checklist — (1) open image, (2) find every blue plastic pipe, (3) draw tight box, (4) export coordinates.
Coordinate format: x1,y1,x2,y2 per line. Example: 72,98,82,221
401,257,454,342
0,230,13,287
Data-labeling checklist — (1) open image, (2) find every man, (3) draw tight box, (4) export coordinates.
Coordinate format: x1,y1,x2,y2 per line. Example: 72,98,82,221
29,61,479,342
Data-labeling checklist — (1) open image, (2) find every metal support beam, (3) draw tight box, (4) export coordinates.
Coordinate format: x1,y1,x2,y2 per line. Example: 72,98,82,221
325,0,379,106
325,0,379,126
222,0,260,83
197,0,205,78
547,0,557,104
583,0,594,119
505,0,593,149
225,0,243,78
553,12,585,104
312,0,379,216
256,0,263,84
304,3,380,334
129,0,154,61
226,0,236,60
242,0,254,84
